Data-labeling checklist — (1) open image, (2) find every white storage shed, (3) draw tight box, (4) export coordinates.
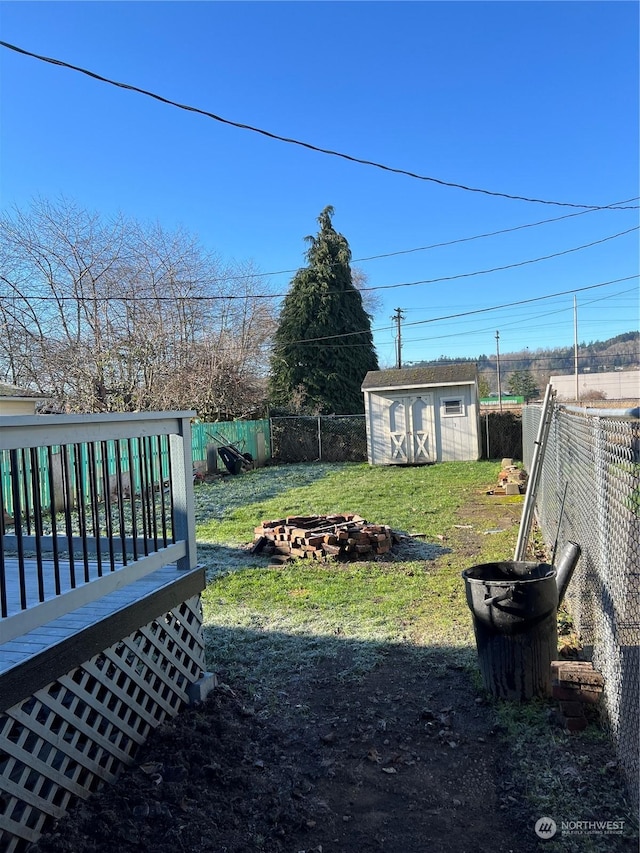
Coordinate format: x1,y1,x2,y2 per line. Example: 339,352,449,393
361,364,481,465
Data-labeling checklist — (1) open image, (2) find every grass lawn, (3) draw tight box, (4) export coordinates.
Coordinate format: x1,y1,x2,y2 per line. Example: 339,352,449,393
194,461,637,852
196,461,518,649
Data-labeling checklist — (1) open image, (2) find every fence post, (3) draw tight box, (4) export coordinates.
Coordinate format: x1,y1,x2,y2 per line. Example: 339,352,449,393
514,384,555,561
485,413,490,459
318,415,322,461
592,415,609,571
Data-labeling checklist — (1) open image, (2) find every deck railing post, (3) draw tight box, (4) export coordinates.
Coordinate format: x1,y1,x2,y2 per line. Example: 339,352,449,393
169,415,197,571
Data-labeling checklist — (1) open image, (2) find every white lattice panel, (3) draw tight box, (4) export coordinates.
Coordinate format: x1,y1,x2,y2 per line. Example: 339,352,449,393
0,595,205,852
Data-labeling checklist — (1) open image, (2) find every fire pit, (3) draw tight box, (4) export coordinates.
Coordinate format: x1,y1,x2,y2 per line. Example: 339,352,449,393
253,514,394,562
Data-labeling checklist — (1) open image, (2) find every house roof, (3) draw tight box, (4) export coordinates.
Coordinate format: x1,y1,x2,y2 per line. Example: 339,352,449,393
361,363,477,391
0,382,47,400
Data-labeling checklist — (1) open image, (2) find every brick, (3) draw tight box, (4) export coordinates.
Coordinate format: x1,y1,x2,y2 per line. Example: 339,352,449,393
552,684,578,701
256,514,395,562
556,671,604,689
551,660,593,677
552,685,602,704
574,688,602,704
551,661,604,688
289,547,306,558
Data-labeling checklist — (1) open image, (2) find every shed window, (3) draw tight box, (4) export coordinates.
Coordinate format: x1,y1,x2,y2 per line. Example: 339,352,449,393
442,398,464,416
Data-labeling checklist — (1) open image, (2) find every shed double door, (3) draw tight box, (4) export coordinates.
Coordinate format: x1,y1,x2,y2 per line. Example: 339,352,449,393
386,394,436,464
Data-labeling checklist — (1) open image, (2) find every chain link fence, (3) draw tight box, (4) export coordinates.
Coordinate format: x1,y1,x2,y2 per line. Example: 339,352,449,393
523,402,639,795
270,416,367,463
271,412,525,464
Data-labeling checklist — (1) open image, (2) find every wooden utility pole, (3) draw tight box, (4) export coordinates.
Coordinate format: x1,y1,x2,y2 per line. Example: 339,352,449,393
392,308,405,369
495,331,503,413
574,295,579,402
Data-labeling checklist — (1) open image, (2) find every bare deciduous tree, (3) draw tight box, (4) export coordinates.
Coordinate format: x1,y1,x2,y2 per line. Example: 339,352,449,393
0,197,276,418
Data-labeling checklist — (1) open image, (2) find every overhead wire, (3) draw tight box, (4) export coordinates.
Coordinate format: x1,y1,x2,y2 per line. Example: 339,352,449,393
3,226,637,303
356,225,639,293
0,42,636,357
352,199,639,264
400,286,638,347
127,197,640,283
269,275,638,345
1,39,638,212
214,196,640,283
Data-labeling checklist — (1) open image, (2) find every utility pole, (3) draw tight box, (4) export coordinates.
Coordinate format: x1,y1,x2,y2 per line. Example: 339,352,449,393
574,295,579,402
392,308,405,369
495,331,503,413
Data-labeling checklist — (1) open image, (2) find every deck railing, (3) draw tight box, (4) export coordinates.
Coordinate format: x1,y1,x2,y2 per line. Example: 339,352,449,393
0,411,197,644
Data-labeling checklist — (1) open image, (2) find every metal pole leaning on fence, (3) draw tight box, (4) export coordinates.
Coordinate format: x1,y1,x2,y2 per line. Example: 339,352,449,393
514,383,555,561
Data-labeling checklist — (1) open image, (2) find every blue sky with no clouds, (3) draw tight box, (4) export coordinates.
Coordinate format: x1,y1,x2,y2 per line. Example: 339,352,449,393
0,0,638,369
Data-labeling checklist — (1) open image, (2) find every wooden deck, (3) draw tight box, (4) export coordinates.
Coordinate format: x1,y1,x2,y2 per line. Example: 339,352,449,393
0,557,205,712
2,555,134,616
0,542,187,644
0,411,208,851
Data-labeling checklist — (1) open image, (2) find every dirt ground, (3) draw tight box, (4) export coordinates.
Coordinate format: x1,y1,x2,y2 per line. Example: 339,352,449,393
30,497,636,853
32,644,540,853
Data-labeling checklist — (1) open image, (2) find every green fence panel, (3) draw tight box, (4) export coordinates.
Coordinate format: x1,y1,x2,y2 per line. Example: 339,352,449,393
191,420,271,469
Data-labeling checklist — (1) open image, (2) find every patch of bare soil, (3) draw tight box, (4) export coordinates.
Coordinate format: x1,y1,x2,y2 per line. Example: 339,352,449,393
31,642,543,853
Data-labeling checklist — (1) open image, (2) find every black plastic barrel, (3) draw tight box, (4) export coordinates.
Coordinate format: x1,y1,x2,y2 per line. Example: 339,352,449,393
461,561,558,701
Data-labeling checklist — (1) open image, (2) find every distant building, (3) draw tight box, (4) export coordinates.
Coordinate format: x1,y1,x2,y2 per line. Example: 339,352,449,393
550,370,639,401
0,382,47,416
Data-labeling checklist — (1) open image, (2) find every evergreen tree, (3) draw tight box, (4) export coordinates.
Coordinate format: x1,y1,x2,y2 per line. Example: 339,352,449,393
508,369,539,402
478,375,491,399
268,207,378,414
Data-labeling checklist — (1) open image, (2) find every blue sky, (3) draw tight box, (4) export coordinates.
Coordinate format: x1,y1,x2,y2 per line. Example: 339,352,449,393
1,0,638,369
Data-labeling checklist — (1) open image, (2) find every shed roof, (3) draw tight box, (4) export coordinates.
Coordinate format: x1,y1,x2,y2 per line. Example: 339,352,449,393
361,363,477,391
0,382,46,400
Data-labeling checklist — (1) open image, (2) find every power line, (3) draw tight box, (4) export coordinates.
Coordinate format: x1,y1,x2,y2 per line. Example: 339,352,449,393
400,276,638,331
3,226,637,303
402,287,638,346
2,39,638,212
353,199,639,265
266,276,638,345
357,226,639,293
158,197,640,283
417,353,639,366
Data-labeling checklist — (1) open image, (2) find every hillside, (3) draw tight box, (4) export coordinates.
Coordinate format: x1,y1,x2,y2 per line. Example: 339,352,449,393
416,331,639,395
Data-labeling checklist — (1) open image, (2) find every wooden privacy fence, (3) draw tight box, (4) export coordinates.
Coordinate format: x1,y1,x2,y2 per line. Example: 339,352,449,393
0,412,207,852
